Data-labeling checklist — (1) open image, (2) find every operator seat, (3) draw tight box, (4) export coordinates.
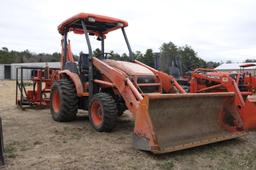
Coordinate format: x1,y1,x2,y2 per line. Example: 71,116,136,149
64,61,78,74
79,53,89,82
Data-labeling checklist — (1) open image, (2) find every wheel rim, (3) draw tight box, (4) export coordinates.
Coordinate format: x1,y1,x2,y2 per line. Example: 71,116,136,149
91,101,103,127
52,89,60,113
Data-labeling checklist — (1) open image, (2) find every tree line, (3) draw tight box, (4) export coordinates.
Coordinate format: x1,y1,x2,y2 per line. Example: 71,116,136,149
0,41,224,74
93,41,221,74
0,47,61,64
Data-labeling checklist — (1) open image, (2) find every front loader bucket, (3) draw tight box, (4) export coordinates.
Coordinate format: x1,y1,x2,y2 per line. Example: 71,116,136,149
133,92,246,154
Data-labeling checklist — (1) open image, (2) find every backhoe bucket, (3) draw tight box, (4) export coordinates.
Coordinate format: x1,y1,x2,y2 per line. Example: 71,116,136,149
133,93,246,153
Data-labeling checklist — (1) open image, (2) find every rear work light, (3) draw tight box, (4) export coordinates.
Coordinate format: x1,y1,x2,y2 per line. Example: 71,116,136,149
88,17,96,22
117,23,124,27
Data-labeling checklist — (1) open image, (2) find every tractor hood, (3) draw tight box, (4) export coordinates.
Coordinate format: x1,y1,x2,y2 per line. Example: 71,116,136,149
104,59,155,76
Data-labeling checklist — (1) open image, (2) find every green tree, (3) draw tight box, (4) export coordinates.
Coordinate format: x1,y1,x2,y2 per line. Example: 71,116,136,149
159,42,207,74
178,45,206,73
244,59,256,63
0,48,15,63
159,42,179,73
52,52,61,62
108,51,121,60
143,49,154,67
226,60,232,64
2,47,8,52
93,48,102,58
136,49,154,67
206,61,220,68
133,51,143,61
120,53,129,61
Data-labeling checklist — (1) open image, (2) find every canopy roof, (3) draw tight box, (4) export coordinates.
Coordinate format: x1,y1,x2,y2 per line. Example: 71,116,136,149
215,63,256,70
240,63,256,68
58,13,128,35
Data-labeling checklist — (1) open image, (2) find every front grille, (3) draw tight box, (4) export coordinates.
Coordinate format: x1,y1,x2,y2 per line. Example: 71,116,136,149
137,76,155,84
137,76,159,93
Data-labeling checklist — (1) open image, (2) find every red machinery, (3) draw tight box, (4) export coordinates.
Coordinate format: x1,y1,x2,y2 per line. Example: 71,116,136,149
48,13,247,154
239,63,256,93
16,66,59,109
190,68,256,130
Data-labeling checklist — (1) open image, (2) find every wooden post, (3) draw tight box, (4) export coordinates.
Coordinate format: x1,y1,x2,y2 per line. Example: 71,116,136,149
0,117,5,165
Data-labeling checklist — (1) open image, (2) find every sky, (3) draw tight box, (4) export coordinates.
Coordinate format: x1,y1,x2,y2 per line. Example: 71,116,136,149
0,0,256,62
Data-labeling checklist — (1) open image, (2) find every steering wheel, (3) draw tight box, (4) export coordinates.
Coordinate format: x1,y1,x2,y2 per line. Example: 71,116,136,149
95,53,113,59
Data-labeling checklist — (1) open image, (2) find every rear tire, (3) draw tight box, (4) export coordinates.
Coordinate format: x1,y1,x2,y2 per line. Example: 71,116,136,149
50,79,78,122
89,93,118,132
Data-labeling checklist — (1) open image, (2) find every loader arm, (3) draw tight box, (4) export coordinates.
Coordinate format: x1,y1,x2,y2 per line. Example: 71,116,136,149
191,70,245,107
190,68,256,130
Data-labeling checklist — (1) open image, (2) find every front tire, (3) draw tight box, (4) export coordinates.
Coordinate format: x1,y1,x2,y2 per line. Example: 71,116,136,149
117,102,127,116
50,79,78,122
89,93,118,132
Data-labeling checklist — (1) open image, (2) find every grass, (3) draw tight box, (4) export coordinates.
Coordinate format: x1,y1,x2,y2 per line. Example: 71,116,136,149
216,150,256,170
5,140,31,158
150,137,256,170
54,126,83,141
159,160,175,170
5,141,18,158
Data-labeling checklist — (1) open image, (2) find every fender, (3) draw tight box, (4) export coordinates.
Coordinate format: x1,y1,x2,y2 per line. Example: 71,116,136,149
59,70,83,97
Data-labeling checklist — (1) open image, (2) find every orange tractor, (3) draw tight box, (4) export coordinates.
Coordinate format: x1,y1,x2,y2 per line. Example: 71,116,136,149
190,68,256,130
239,63,256,92
50,13,246,153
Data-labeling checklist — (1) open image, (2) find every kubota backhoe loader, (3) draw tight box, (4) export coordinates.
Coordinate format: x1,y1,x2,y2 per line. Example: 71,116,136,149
190,68,256,130
50,13,246,153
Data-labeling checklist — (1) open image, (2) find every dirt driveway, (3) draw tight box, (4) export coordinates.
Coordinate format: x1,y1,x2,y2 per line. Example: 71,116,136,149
0,80,256,170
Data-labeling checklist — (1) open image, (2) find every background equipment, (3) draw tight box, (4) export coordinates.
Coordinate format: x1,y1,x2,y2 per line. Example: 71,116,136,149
16,66,59,109
190,68,256,130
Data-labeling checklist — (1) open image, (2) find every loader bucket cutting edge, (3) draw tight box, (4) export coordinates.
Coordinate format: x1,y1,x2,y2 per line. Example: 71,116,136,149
133,93,246,153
